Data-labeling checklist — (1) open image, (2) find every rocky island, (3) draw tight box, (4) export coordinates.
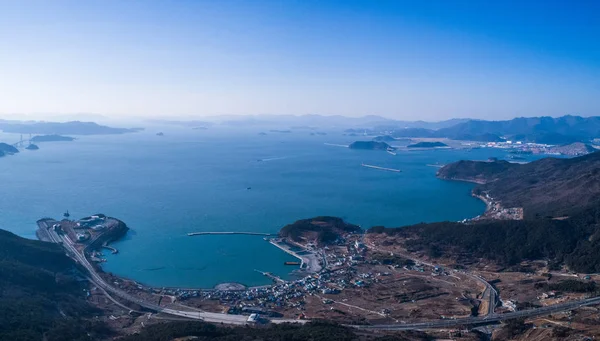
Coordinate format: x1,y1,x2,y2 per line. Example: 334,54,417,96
25,143,39,150
348,140,395,151
31,134,75,142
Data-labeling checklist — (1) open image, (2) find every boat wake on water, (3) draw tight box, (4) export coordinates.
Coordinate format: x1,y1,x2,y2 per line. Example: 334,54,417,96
257,156,293,162
361,163,401,173
324,143,349,147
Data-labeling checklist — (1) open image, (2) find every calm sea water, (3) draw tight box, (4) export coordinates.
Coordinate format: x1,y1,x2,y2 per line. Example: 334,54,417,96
0,128,527,288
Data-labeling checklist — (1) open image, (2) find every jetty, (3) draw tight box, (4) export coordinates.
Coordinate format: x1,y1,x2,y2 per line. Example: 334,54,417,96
361,163,401,173
254,269,286,284
187,231,275,237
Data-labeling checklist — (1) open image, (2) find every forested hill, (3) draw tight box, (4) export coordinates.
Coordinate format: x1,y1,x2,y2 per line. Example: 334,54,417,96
279,217,361,245
437,151,600,219
368,201,600,273
0,229,109,341
367,151,600,273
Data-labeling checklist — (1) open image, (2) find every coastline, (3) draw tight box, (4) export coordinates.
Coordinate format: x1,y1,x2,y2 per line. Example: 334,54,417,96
436,175,523,221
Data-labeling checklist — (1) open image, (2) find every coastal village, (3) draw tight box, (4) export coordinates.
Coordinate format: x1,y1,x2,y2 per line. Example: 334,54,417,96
99,227,479,324
41,214,599,331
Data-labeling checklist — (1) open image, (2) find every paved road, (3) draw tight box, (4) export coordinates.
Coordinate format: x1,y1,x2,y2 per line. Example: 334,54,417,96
365,242,498,316
356,295,600,330
461,272,497,315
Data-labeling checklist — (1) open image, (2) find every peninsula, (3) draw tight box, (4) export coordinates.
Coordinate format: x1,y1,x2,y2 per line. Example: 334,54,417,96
37,214,128,257
437,151,600,219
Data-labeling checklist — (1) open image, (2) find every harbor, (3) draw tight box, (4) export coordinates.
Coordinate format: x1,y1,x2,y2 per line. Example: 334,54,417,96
269,238,323,273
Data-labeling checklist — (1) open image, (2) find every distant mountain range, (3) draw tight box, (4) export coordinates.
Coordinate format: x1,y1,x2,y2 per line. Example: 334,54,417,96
385,115,600,144
187,114,470,130
2,114,599,144
0,120,143,135
194,114,600,144
435,115,600,144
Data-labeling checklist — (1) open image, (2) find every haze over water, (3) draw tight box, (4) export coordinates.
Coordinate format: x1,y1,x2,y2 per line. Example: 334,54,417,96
0,128,528,288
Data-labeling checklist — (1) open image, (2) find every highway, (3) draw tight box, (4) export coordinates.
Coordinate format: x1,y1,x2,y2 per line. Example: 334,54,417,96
356,295,600,330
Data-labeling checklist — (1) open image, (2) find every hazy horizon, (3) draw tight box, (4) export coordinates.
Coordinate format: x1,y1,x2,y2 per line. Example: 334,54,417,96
1,1,599,121
1,112,598,125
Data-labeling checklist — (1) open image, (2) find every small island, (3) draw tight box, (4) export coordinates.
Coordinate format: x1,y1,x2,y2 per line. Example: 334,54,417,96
407,141,449,149
372,135,396,142
25,144,39,150
31,134,75,142
349,141,395,151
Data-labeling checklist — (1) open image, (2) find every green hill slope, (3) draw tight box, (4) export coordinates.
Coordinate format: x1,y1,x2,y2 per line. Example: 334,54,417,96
0,229,108,341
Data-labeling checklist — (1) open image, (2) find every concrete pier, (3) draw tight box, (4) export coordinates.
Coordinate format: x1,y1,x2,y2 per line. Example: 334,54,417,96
254,269,285,284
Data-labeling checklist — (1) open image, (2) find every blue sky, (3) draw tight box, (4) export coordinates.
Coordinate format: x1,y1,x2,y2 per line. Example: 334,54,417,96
0,0,599,120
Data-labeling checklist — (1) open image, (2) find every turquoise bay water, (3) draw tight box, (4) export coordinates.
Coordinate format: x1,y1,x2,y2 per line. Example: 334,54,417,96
0,128,519,288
